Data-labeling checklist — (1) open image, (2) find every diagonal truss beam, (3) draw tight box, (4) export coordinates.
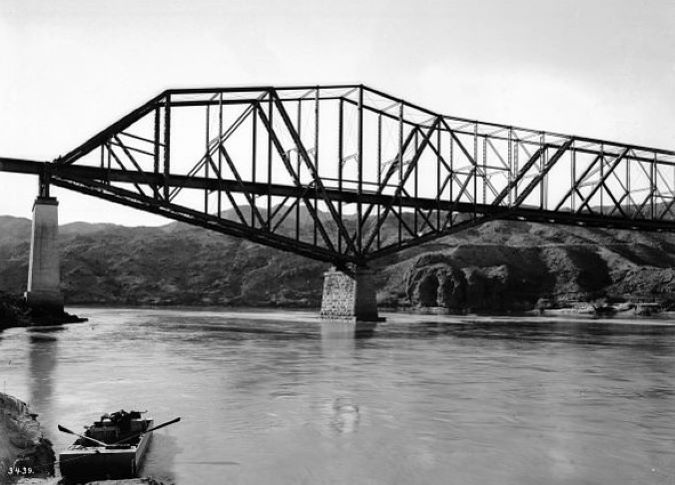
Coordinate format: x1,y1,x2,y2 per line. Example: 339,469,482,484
51,175,347,264
512,139,574,206
554,153,603,212
254,100,337,254
493,146,544,206
269,90,358,255
362,117,442,253
218,145,267,228
58,92,168,165
577,148,629,213
440,118,500,199
355,126,419,240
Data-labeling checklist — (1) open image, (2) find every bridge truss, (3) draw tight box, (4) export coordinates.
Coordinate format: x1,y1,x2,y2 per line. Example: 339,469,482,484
3,84,675,266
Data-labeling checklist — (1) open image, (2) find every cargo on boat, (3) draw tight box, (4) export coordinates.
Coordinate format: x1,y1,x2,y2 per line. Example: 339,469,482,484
59,410,153,481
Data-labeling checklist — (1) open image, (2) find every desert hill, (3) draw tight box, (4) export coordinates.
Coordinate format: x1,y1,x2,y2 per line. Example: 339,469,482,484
1,212,675,311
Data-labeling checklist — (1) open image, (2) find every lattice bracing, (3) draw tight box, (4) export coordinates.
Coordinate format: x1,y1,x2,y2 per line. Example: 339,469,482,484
4,84,675,266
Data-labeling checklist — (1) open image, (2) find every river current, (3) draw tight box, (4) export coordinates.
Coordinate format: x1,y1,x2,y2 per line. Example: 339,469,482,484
0,308,674,484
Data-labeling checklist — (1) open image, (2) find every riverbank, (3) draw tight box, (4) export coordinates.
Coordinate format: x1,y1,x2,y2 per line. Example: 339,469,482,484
15,478,163,485
0,293,86,329
0,393,54,485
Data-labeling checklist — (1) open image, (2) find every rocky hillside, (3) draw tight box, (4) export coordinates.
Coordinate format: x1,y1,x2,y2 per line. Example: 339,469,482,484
376,221,675,311
1,213,675,312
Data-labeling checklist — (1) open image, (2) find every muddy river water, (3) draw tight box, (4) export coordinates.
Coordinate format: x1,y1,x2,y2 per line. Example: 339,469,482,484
0,308,674,484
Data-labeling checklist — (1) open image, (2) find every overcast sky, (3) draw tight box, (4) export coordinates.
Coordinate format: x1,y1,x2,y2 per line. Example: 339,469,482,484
1,0,674,226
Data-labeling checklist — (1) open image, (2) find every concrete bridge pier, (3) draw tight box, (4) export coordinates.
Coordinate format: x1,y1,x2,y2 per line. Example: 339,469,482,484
320,265,383,330
25,192,63,312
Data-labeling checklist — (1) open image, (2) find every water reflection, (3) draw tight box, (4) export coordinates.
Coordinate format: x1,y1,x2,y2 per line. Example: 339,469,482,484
320,320,357,355
318,321,368,438
330,396,360,434
319,320,375,353
27,326,63,415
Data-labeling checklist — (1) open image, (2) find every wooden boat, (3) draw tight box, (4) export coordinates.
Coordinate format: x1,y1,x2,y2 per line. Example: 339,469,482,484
59,410,153,481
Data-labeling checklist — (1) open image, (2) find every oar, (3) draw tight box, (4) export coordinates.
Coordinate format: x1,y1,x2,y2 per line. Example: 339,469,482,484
57,424,108,448
111,417,181,446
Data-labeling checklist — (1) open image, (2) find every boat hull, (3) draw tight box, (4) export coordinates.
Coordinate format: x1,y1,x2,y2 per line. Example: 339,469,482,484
59,425,152,480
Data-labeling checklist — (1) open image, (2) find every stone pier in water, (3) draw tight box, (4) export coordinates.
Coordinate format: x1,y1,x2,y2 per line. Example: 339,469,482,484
320,266,383,325
25,196,63,312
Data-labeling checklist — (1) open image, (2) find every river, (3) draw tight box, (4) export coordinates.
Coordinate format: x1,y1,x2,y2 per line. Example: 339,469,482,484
0,308,674,484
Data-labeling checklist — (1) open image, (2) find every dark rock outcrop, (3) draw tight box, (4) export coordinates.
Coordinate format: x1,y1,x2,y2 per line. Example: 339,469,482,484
405,256,468,310
0,293,85,328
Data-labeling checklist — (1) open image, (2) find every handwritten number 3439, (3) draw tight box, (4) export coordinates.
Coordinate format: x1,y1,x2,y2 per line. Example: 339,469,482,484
8,466,33,475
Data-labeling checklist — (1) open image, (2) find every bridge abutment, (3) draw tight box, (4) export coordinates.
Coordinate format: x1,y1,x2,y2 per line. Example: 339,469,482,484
320,266,382,325
25,196,63,312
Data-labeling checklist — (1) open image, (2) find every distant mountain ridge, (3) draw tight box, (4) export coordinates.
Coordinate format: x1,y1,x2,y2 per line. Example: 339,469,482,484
1,212,675,310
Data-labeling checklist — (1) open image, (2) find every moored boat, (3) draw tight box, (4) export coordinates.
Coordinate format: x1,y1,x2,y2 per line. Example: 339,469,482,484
59,410,153,481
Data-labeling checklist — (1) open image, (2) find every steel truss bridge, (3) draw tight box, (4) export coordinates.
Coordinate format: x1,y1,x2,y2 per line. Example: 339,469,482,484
3,84,675,266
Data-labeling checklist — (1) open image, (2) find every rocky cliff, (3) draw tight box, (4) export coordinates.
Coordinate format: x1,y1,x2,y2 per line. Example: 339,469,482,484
1,214,675,312
0,393,54,484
